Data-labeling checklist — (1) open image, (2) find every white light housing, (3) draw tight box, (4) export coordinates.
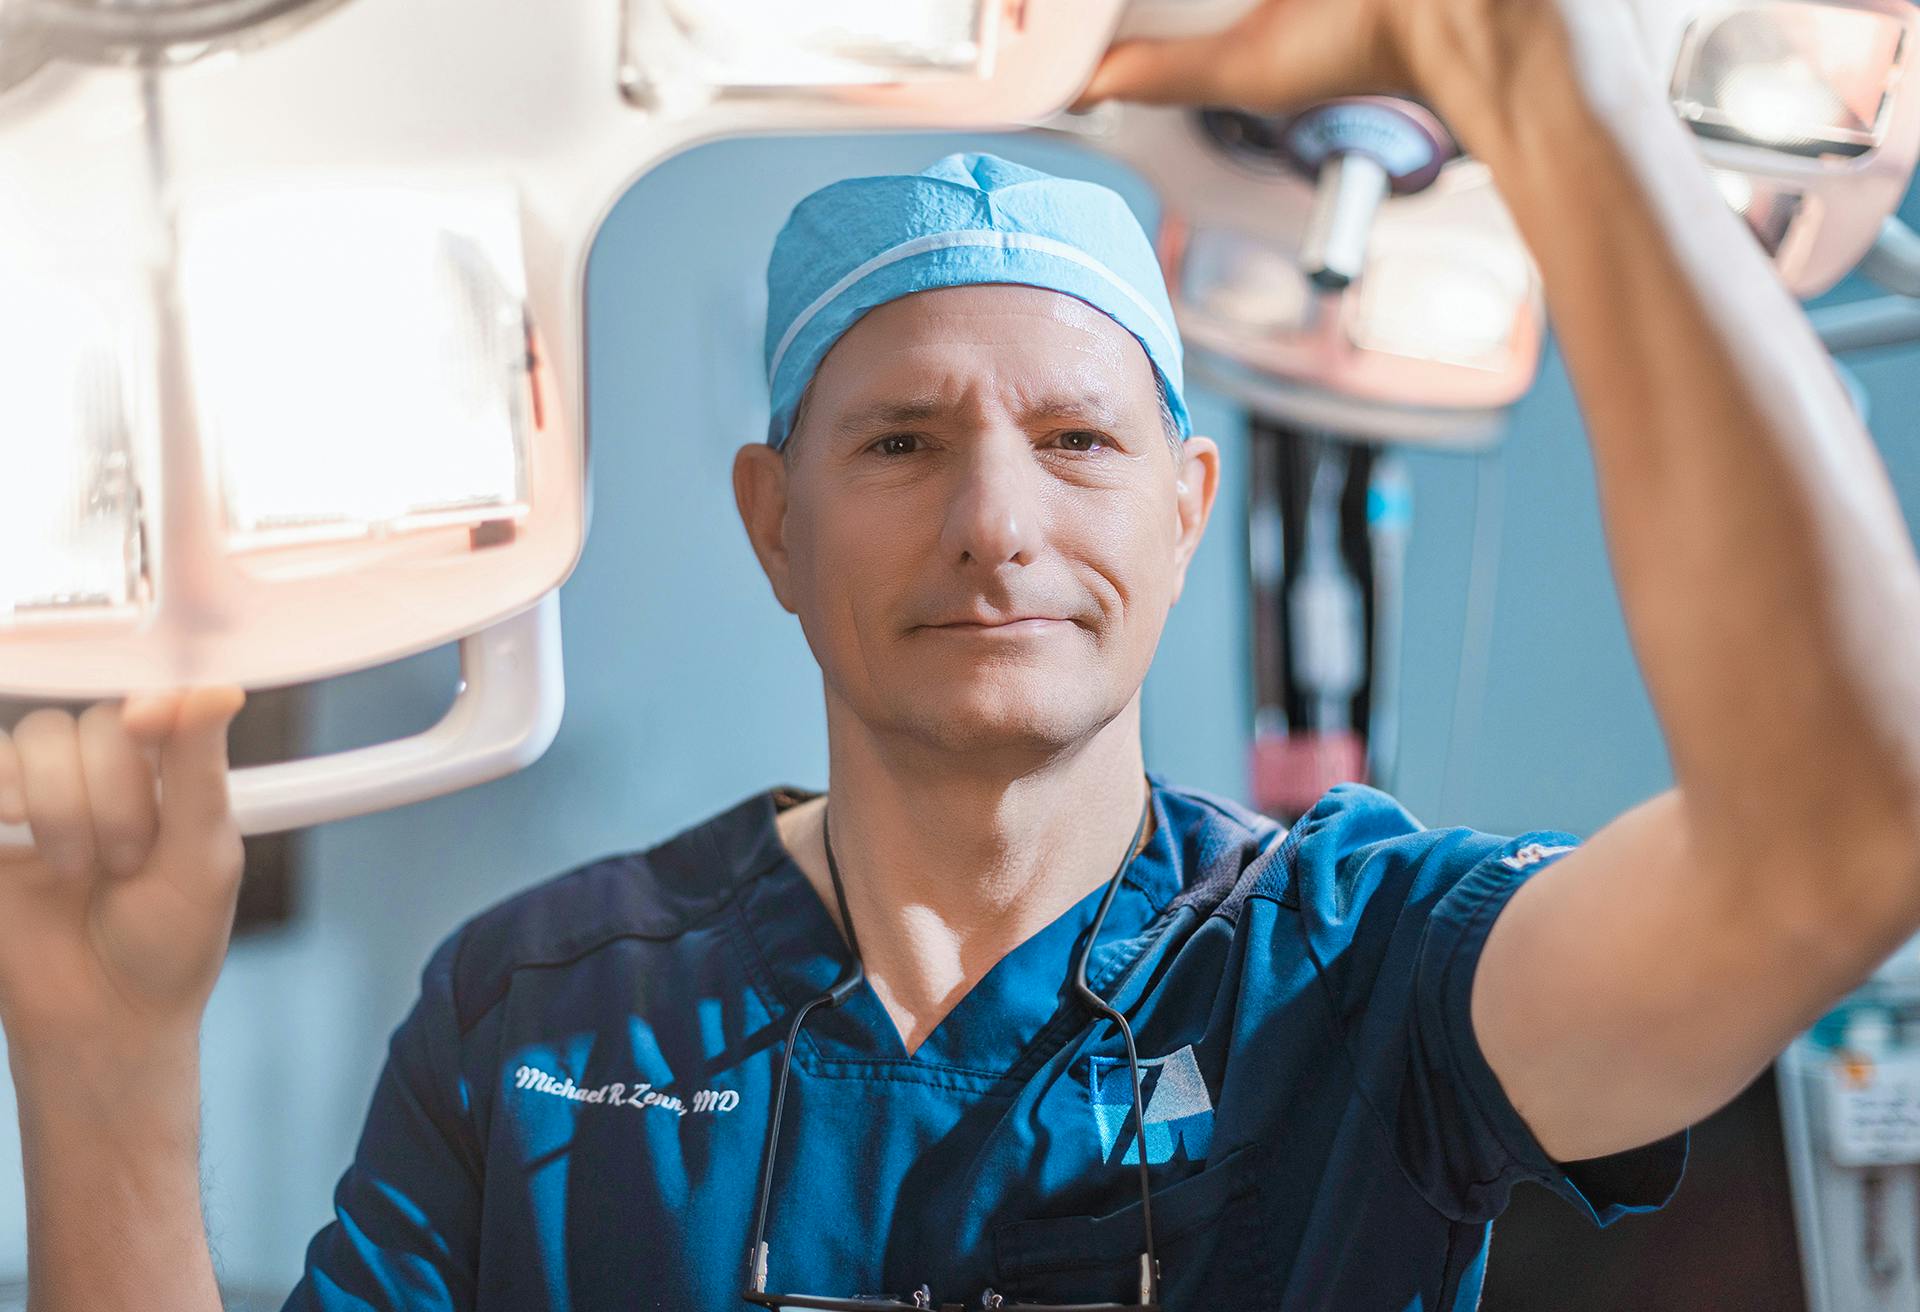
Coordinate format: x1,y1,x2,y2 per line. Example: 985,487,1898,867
1672,1,1906,158
0,164,569,702
1635,0,1920,295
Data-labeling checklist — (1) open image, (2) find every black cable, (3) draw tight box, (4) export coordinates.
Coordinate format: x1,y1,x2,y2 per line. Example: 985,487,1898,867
826,782,1159,1302
1067,786,1159,1305
750,779,1159,1305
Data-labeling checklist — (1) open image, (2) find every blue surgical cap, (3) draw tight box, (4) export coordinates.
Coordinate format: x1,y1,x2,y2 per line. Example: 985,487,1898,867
763,152,1191,450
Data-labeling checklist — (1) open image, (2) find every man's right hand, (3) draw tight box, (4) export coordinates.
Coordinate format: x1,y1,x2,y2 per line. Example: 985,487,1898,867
1077,0,1608,167
0,686,248,1058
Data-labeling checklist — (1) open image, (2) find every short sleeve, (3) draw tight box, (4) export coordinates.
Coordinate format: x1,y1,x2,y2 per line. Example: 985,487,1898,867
1283,783,1688,1226
282,932,482,1311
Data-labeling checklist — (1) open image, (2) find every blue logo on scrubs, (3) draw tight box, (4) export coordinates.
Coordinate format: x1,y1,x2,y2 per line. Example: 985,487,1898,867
1088,1044,1215,1166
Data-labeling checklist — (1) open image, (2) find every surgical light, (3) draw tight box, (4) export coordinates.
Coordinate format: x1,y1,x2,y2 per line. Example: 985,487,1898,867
1065,97,1543,441
1632,0,1920,294
1673,2,1908,158
1349,245,1528,372
178,187,532,555
0,0,1129,854
1178,226,1314,335
0,273,146,621
621,0,995,105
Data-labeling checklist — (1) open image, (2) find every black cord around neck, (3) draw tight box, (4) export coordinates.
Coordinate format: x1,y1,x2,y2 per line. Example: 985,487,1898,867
818,776,1161,1303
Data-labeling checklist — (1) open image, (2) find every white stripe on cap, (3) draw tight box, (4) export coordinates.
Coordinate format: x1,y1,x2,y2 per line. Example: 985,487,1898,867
767,228,1182,390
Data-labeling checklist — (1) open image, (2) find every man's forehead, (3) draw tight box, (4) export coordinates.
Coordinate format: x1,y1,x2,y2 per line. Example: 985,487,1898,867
809,286,1161,414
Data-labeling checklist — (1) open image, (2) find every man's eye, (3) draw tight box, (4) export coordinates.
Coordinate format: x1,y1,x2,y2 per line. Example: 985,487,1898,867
1058,431,1108,452
873,434,920,456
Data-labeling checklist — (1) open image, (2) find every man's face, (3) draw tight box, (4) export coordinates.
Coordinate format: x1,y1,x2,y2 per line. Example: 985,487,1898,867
735,284,1219,764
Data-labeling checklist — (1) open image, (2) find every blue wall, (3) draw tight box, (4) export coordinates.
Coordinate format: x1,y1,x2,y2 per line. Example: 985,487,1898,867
2,129,1918,1296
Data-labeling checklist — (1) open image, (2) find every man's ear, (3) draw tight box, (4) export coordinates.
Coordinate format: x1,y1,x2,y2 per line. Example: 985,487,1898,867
733,442,799,615
1168,435,1221,606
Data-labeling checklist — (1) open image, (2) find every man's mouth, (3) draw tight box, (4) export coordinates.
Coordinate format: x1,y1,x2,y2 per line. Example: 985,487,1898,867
921,617,1074,638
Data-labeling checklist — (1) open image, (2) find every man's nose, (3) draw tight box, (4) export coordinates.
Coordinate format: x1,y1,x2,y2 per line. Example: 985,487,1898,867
939,431,1044,569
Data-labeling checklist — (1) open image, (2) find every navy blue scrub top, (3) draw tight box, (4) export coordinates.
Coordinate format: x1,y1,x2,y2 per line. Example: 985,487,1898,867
283,774,1687,1311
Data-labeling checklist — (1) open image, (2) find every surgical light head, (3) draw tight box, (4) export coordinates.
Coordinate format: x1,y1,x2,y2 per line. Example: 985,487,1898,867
761,151,1192,452
0,0,1132,854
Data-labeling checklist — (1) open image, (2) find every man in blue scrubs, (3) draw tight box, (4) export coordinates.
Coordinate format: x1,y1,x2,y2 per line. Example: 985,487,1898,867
9,2,1920,1310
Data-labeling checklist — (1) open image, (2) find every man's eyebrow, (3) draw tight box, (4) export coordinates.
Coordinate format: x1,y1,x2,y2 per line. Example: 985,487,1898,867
1018,391,1128,428
835,396,952,431
832,389,1132,432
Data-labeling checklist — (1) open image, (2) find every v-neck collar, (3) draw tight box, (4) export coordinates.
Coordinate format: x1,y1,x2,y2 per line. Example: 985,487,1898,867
736,772,1188,1084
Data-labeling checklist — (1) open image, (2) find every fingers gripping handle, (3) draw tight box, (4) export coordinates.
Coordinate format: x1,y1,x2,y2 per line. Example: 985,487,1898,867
0,592,566,852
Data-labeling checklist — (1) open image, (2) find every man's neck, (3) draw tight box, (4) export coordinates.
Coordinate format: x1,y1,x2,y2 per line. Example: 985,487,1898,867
774,700,1154,1058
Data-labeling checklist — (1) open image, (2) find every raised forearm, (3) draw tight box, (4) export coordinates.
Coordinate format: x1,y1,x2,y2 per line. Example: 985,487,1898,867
13,1040,221,1312
1423,4,1920,931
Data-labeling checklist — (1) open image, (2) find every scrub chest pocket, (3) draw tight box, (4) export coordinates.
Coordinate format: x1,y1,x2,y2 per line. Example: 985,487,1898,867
992,1143,1268,1306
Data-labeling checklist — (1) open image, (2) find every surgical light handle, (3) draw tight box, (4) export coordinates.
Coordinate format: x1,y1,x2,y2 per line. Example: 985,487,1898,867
1278,98,1454,291
1300,152,1389,291
0,591,564,853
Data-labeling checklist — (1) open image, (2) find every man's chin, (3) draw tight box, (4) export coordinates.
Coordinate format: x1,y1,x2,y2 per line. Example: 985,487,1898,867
889,689,1115,758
